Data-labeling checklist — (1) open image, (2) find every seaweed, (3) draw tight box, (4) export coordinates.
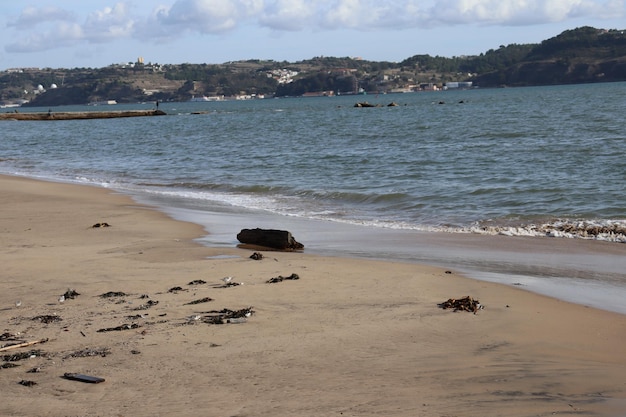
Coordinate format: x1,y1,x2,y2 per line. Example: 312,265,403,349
438,296,484,313
184,297,213,305
32,315,62,324
266,273,300,283
99,291,126,298
96,323,140,333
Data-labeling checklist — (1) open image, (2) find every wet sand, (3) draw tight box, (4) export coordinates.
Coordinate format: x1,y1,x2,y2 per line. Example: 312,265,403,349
1,175,625,417
148,202,626,315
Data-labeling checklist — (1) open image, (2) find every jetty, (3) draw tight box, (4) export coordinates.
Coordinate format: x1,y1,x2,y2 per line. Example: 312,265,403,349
0,109,166,121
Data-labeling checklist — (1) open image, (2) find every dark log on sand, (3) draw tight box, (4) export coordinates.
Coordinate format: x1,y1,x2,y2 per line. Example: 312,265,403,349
0,110,166,121
237,228,304,251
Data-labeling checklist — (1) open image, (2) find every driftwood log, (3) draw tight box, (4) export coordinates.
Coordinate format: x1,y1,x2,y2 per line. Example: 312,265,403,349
236,228,304,250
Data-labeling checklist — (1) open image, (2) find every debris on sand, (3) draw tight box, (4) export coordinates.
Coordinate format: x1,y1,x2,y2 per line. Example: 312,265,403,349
0,339,48,352
250,252,264,260
62,288,80,300
19,380,37,387
2,349,44,362
0,333,19,342
438,296,484,313
92,222,110,228
63,347,111,359
32,315,62,324
96,323,140,333
266,273,300,283
133,300,158,310
99,291,127,298
200,307,254,325
184,297,213,305
63,373,105,383
1,363,20,368
188,279,207,285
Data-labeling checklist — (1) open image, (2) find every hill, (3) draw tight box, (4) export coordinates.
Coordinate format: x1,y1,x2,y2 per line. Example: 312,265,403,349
1,26,625,107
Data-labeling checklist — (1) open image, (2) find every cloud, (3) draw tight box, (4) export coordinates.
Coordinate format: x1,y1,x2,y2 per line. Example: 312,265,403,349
152,0,263,33
4,0,625,54
83,2,134,42
5,2,134,52
7,6,75,28
428,0,625,26
5,22,83,53
259,0,316,31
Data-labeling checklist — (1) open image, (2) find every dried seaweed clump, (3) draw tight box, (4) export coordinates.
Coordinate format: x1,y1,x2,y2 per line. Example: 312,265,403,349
99,291,127,298
2,349,44,362
185,297,213,305
201,307,254,325
32,315,62,324
266,273,299,283
97,323,140,333
438,296,484,313
63,288,80,299
64,347,111,359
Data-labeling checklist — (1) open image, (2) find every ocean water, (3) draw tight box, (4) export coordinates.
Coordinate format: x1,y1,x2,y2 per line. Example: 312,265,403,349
2,82,625,313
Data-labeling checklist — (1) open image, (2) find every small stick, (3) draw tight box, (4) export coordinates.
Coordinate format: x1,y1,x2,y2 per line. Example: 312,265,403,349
0,338,48,352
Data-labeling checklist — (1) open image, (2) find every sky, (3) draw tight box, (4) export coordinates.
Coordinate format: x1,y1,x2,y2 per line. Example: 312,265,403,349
1,0,625,70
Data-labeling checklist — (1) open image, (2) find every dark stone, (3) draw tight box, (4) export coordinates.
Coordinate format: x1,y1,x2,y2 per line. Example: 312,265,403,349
236,228,304,250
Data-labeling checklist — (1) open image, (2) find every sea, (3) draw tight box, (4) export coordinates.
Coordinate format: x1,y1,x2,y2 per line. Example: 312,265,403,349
2,82,625,314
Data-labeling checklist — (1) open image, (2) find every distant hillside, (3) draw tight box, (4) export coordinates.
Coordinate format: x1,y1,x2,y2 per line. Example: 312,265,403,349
472,27,626,86
2,26,625,107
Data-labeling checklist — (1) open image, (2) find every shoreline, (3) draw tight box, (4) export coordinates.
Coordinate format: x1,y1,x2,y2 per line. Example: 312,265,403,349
2,174,626,416
138,196,626,315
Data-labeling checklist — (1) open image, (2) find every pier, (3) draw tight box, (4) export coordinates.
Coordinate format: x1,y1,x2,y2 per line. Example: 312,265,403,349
0,109,166,121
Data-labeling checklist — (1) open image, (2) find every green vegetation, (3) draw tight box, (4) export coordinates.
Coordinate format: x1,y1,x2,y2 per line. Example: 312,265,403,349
2,26,625,107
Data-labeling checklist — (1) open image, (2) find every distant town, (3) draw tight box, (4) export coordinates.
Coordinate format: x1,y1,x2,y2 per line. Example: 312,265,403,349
1,26,625,108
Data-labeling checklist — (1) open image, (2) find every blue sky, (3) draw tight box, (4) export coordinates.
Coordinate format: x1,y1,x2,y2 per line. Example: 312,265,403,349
1,0,624,70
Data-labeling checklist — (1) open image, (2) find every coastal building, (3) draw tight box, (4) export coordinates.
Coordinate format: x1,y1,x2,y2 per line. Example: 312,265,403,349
444,81,473,89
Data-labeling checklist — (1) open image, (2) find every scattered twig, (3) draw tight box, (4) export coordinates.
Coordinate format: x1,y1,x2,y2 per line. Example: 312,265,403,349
0,338,48,352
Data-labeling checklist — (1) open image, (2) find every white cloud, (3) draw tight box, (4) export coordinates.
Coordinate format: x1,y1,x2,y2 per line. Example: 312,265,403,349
259,0,316,31
83,3,135,42
7,6,75,28
5,22,83,53
3,0,625,55
429,0,625,26
5,2,134,52
153,0,263,33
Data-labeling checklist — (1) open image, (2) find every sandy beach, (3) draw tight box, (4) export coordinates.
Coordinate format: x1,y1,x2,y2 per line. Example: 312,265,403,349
1,174,625,417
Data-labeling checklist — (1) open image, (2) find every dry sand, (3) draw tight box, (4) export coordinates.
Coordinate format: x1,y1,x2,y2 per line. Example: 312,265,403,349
1,174,625,417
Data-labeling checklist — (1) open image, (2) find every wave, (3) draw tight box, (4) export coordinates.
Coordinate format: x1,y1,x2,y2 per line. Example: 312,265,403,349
456,219,626,243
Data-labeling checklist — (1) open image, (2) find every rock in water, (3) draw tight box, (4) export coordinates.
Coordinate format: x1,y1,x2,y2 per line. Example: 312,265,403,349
236,228,304,250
